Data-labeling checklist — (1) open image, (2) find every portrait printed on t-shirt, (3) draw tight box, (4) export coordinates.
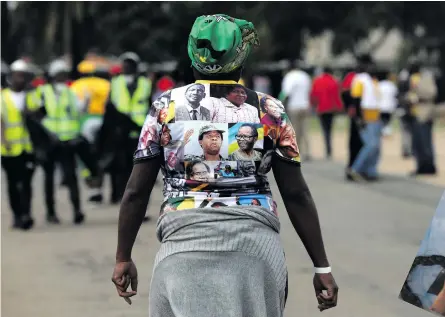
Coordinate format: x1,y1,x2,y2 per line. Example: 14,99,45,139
276,122,301,162
208,84,261,123
183,122,229,162
161,122,189,177
258,94,287,127
228,123,264,161
172,83,211,121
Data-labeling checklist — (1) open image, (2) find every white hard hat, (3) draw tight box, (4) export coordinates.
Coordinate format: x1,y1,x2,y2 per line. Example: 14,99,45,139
119,52,140,64
48,60,70,77
10,59,30,73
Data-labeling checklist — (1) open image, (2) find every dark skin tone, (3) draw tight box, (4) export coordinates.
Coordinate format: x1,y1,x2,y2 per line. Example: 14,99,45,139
112,69,338,311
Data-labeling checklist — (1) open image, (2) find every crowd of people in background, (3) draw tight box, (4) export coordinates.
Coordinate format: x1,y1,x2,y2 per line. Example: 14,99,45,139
279,55,440,182
0,52,441,231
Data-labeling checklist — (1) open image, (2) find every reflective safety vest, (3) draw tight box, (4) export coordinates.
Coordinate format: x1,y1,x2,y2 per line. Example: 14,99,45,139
1,89,36,157
38,84,80,141
110,76,151,127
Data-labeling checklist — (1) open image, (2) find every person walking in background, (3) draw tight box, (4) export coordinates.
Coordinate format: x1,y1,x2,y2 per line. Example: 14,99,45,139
1,60,42,230
96,52,152,205
310,67,343,159
72,61,113,202
378,70,399,136
36,60,97,225
341,68,363,178
111,14,338,316
406,63,438,176
348,55,382,182
281,60,313,161
398,66,414,158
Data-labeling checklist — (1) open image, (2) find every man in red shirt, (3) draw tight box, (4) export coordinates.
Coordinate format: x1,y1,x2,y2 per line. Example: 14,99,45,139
310,67,343,159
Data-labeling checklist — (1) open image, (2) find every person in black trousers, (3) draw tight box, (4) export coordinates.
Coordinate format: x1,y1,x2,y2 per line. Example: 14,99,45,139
341,72,363,178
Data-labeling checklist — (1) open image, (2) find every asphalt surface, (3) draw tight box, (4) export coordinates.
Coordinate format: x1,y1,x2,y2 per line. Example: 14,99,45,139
2,159,445,317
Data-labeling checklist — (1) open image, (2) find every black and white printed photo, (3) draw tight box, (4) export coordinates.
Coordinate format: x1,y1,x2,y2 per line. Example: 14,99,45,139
173,83,210,121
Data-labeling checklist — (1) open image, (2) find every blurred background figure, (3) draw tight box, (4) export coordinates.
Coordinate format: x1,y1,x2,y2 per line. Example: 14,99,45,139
1,60,10,89
348,54,382,182
378,70,399,136
36,59,97,225
341,67,363,177
397,65,414,158
310,66,343,159
405,62,438,176
71,60,111,201
96,52,152,205
1,59,40,230
252,72,272,95
281,60,313,161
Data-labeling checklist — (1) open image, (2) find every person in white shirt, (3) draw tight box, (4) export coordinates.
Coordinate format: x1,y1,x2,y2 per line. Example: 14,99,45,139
281,61,312,160
378,70,399,136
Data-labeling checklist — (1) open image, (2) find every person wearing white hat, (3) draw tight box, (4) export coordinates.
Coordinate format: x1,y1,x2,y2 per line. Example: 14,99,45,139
1,59,42,230
35,59,93,225
95,52,152,205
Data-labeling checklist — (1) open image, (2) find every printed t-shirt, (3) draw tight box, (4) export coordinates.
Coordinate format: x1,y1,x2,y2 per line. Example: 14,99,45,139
134,80,301,216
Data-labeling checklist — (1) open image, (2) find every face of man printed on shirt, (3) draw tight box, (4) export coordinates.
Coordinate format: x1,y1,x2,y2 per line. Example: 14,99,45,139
265,98,284,119
166,151,178,169
190,162,211,182
238,160,256,176
160,126,172,146
185,84,206,107
199,131,223,159
278,124,300,159
236,125,257,154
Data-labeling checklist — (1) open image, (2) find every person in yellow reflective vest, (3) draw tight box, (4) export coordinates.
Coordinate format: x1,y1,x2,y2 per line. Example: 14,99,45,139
95,52,152,205
36,60,98,225
1,60,41,230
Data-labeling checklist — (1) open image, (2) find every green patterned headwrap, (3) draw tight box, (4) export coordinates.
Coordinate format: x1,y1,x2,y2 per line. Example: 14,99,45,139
188,14,260,75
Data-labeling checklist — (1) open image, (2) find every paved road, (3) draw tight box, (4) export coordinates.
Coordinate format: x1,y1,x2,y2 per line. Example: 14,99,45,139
2,160,444,317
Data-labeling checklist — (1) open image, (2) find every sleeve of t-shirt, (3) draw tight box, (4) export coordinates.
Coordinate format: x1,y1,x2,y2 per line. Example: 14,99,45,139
273,104,301,165
133,95,165,163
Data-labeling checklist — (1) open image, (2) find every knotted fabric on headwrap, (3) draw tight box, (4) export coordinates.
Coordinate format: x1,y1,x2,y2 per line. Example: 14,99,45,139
188,14,260,75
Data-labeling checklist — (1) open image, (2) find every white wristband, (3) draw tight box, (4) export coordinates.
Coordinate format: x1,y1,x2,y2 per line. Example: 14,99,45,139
314,267,331,274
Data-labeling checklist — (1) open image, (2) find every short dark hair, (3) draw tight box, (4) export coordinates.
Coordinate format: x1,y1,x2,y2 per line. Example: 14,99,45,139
376,70,390,81
259,96,278,113
251,198,262,206
324,67,333,74
238,123,258,138
409,62,421,74
227,84,247,95
211,202,228,207
185,160,210,179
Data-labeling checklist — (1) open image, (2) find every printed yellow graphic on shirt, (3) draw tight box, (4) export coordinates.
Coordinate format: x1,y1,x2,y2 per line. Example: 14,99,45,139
175,197,196,210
